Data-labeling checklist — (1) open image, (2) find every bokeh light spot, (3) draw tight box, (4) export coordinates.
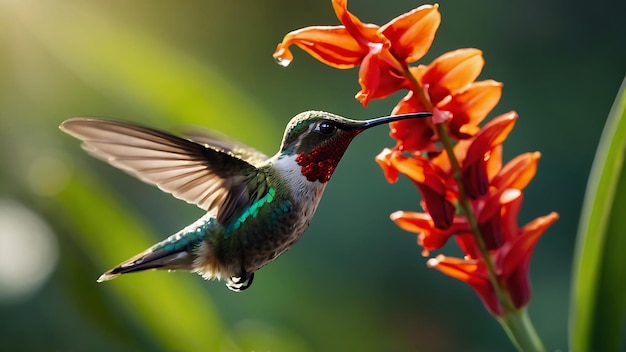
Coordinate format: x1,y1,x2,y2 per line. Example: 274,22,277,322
0,199,59,303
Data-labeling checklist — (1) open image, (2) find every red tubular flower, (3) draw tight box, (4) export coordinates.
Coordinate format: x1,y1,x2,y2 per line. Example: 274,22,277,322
391,49,503,151
428,211,559,315
273,0,441,106
460,112,517,199
391,211,471,255
380,149,456,229
385,112,544,252
388,116,556,314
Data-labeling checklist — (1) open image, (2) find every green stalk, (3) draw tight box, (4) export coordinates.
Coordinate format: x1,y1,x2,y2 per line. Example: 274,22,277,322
498,308,545,352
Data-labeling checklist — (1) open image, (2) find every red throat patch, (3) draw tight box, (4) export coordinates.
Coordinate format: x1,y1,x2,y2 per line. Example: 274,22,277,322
295,130,360,183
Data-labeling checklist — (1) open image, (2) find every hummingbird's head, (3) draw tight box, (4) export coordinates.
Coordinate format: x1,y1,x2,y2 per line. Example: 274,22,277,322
277,110,431,183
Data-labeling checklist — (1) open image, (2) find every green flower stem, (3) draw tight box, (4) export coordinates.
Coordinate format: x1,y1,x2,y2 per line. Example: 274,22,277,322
402,66,544,352
498,308,545,352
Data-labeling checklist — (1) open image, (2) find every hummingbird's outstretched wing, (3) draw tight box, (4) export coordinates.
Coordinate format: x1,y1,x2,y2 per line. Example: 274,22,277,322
60,118,268,223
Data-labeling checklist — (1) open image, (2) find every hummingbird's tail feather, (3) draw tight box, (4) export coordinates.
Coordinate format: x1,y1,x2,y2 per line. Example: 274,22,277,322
97,216,215,283
96,246,194,283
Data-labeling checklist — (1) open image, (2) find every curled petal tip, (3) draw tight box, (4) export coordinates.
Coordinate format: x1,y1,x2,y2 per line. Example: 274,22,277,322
426,257,438,267
389,210,403,221
355,91,369,107
546,211,560,222
500,188,522,203
426,254,447,268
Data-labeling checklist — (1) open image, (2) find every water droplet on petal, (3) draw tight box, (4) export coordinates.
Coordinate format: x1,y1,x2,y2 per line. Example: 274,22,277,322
276,57,291,67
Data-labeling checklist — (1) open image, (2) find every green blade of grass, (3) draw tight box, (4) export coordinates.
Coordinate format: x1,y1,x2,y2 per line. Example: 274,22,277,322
570,76,626,351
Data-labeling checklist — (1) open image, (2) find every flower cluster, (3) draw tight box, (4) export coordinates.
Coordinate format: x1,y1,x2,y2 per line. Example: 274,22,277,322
274,0,558,317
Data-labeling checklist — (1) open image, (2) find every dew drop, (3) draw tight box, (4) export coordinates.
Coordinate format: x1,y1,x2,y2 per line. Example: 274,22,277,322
276,57,291,67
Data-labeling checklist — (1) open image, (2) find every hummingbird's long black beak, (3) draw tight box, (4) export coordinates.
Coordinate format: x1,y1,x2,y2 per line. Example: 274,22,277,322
351,111,432,130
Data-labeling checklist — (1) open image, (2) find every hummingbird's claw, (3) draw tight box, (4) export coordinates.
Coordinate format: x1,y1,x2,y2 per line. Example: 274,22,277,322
226,271,254,292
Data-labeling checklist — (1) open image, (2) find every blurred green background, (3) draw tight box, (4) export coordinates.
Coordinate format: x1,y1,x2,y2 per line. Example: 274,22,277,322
0,0,624,351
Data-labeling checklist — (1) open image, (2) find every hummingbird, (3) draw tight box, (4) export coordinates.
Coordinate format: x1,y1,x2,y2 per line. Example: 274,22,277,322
60,110,430,291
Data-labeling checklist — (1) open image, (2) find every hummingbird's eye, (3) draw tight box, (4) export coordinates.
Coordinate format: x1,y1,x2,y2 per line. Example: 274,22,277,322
316,121,336,135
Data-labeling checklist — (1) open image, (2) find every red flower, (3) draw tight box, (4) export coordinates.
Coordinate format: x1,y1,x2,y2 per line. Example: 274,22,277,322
273,0,441,106
390,211,471,256
391,49,503,151
380,113,523,236
385,112,555,314
428,206,559,315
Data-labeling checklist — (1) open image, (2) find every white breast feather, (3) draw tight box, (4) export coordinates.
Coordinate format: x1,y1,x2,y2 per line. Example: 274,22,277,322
270,154,326,222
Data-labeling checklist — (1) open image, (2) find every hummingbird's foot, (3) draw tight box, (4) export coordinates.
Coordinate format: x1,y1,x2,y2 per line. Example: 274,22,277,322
226,270,254,292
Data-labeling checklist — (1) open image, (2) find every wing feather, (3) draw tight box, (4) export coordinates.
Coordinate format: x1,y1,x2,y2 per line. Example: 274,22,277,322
60,118,266,222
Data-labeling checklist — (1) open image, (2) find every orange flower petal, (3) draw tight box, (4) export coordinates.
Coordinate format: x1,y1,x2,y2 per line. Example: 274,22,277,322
439,80,503,138
375,148,399,183
485,145,503,182
389,153,456,228
390,153,440,187
355,48,409,106
497,212,559,308
427,255,485,284
391,211,434,234
392,211,471,254
392,211,444,255
273,26,367,69
332,0,384,45
499,189,523,244
428,255,503,315
422,48,484,104
356,51,381,106
492,152,541,192
381,4,441,63
499,212,560,275
463,111,517,168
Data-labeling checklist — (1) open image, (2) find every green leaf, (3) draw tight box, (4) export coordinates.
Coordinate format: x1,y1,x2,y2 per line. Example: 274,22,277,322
570,76,626,351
